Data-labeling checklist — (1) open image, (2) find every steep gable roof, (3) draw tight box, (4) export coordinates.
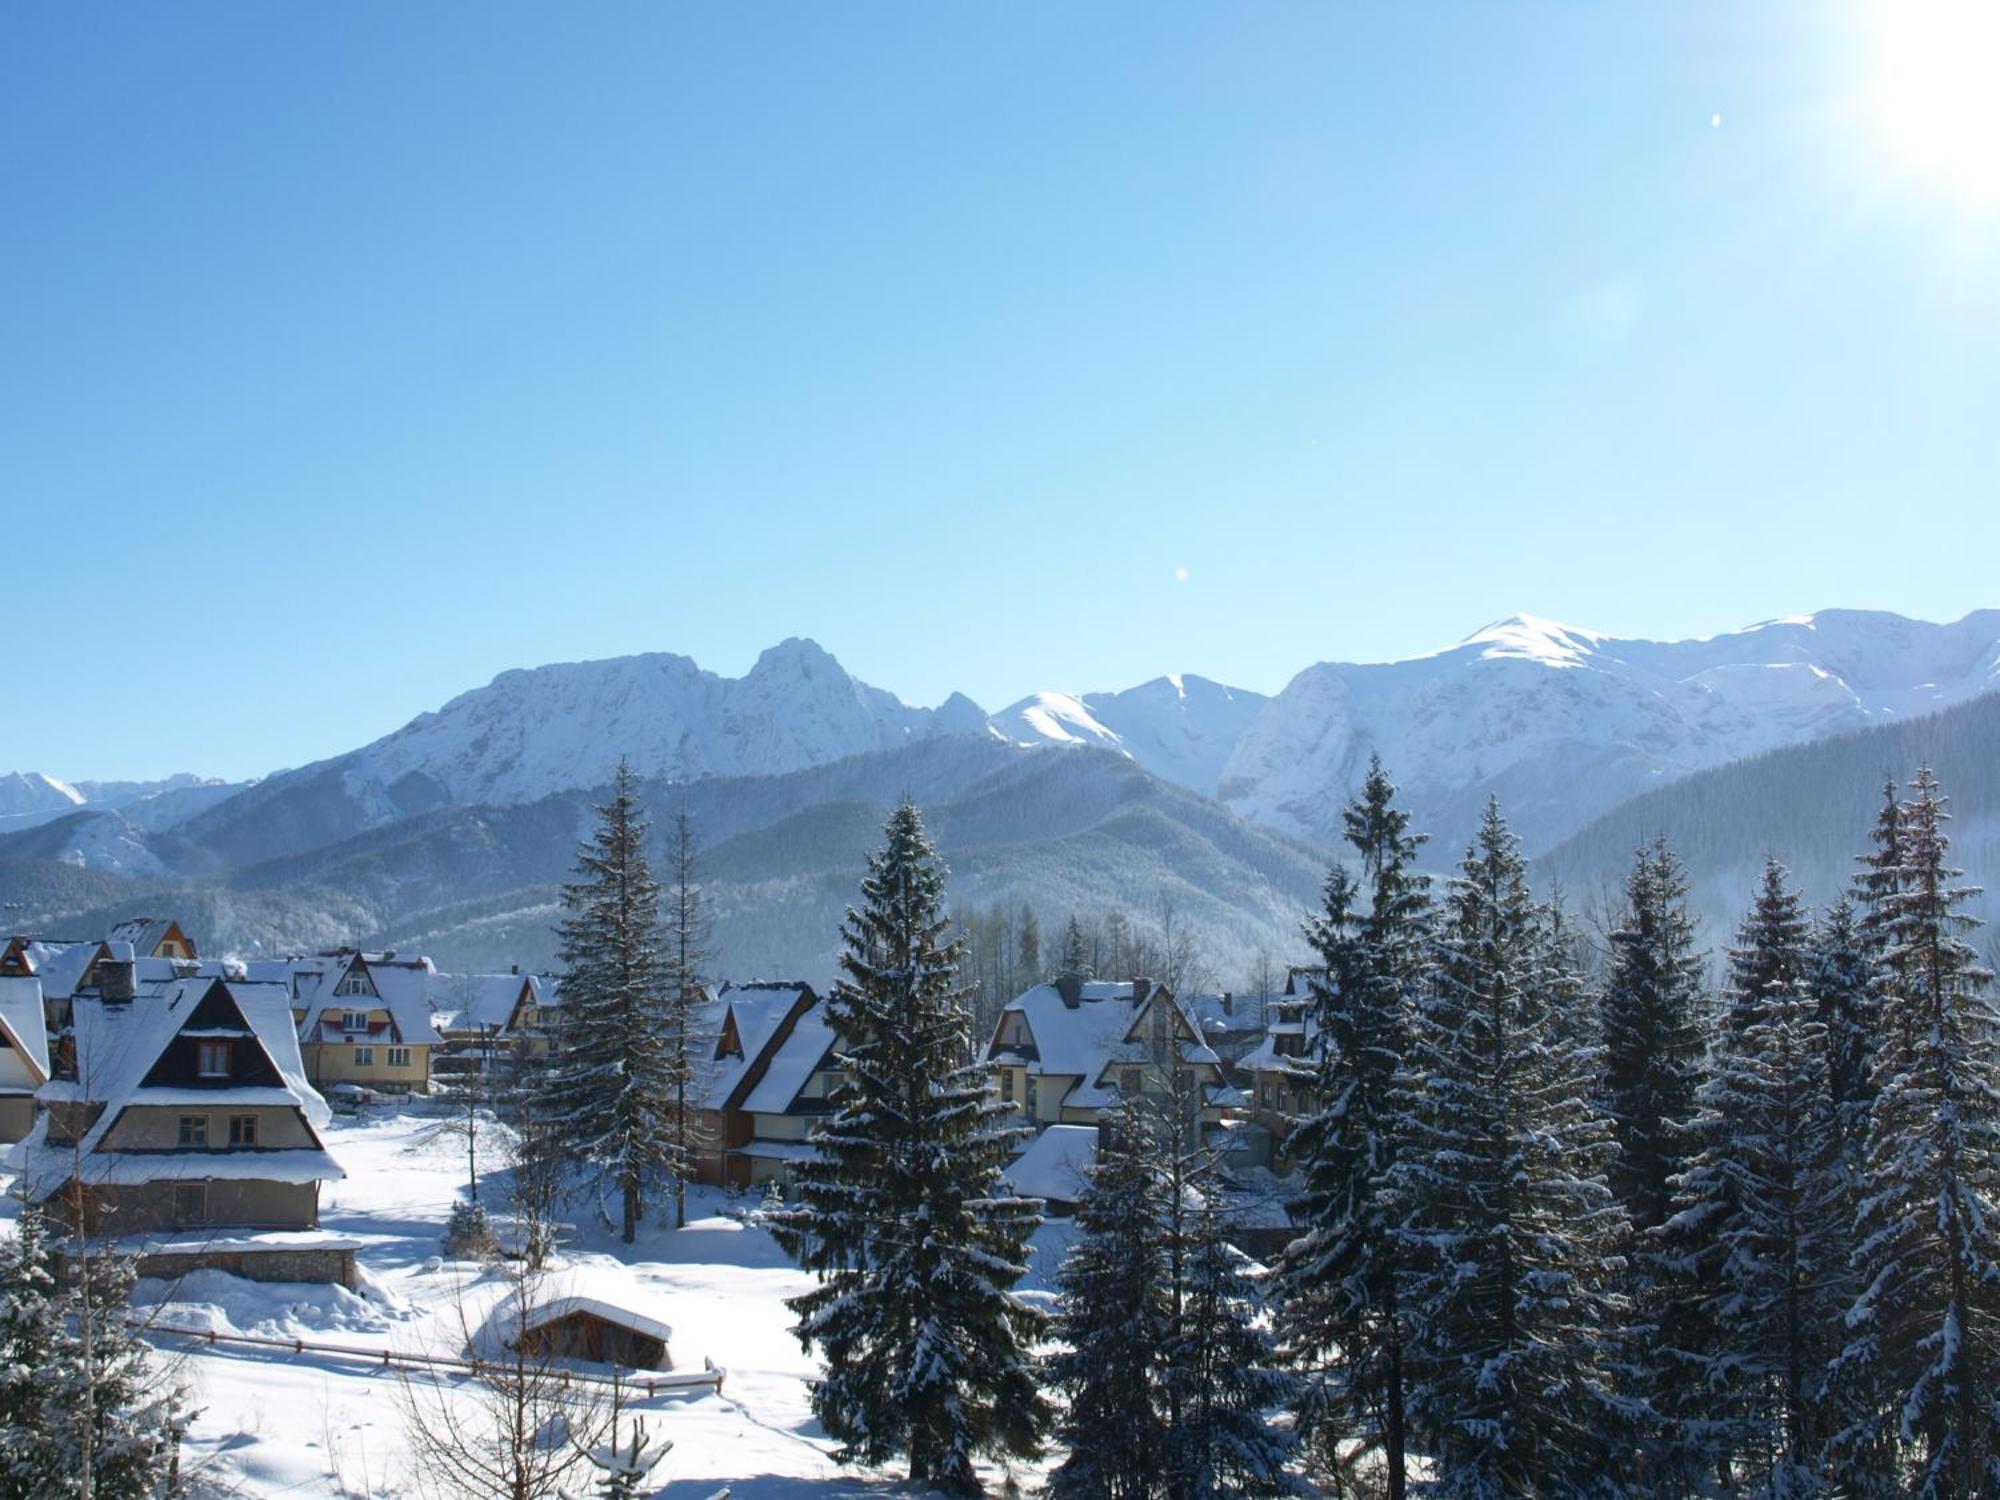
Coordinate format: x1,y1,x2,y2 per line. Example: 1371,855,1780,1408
694,982,814,1111
425,971,535,1034
741,999,838,1115
293,951,443,1046
0,975,49,1085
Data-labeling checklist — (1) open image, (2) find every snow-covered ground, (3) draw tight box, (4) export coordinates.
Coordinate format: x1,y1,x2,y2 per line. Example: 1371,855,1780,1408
0,1112,1068,1497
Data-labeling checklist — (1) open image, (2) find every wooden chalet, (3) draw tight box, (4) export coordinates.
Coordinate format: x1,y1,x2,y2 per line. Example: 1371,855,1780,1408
23,974,344,1242
289,949,442,1094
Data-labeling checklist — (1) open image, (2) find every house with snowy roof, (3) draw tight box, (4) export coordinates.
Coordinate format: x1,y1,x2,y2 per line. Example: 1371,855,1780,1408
104,916,197,961
984,975,1234,1138
290,949,443,1094
1237,967,1323,1170
0,974,50,1142
22,974,344,1247
1002,1122,1099,1216
690,981,845,1189
428,968,561,1081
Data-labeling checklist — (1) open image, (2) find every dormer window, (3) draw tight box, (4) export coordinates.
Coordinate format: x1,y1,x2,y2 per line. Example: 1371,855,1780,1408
341,1010,368,1032
337,973,372,997
197,1041,232,1078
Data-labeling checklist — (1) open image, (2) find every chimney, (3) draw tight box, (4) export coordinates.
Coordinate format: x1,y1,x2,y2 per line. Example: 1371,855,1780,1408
1221,990,1234,1017
99,958,137,1004
1055,972,1083,1009
511,963,520,976
1131,977,1149,1005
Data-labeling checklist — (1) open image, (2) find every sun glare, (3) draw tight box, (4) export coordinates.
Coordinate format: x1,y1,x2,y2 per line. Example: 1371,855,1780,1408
1867,0,2000,205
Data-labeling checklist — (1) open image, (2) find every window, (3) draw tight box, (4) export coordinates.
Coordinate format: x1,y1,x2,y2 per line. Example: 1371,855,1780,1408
173,1184,208,1225
1120,1067,1141,1095
387,1047,411,1068
229,1114,258,1147
341,1010,368,1032
177,1115,208,1148
999,1069,1015,1101
354,1046,374,1066
197,1041,231,1077
337,973,372,997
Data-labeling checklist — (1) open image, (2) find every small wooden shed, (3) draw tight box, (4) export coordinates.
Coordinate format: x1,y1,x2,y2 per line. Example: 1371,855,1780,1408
508,1293,673,1371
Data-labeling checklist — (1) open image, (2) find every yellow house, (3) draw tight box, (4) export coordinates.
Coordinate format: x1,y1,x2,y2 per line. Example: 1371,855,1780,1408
291,950,441,1094
985,976,1234,1136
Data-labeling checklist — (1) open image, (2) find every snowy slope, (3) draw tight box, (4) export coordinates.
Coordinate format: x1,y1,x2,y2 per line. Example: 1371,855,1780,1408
1220,609,2000,857
0,770,83,820
990,675,1270,797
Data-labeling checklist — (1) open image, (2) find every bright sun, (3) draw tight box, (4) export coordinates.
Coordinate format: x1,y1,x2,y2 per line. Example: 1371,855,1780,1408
1867,0,2000,205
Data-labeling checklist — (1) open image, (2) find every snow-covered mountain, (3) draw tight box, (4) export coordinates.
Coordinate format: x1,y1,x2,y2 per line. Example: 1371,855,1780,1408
0,769,239,835
0,770,84,820
989,675,1270,797
1220,609,2000,857
309,636,993,810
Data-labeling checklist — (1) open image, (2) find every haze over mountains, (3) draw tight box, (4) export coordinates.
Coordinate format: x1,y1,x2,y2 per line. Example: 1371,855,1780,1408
5,607,1997,980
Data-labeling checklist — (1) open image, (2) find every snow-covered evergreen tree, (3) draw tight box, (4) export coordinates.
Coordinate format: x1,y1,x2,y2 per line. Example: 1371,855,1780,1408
1059,913,1092,979
1827,768,2000,1497
771,799,1049,1496
538,760,675,1243
663,788,711,1229
1663,858,1845,1495
1395,798,1637,1496
1809,894,1883,1158
1272,754,1429,1499
0,1216,190,1500
1048,1097,1174,1500
1162,1197,1300,1499
1598,836,1708,1236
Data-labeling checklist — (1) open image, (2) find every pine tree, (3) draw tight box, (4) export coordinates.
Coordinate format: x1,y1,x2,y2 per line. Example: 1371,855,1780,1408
1663,859,1845,1495
2,1221,191,1500
1852,775,1904,955
1162,1197,1300,1499
1017,905,1041,984
1395,799,1637,1497
1598,836,1708,1237
1272,754,1429,1499
0,1207,66,1499
1060,913,1092,979
1808,895,1882,1160
538,760,675,1243
771,800,1049,1496
1048,1098,1174,1500
663,788,711,1230
1828,768,2000,1497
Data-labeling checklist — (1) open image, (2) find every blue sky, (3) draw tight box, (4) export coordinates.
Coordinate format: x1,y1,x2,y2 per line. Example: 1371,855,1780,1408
7,3,1998,781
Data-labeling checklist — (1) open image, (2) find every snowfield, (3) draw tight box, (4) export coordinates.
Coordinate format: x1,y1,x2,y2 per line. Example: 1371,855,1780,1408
1,1111,1065,1498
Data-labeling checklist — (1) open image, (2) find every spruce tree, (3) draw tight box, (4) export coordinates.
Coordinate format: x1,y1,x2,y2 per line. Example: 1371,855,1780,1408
1664,859,1845,1495
1,1220,191,1500
539,760,675,1243
1162,1197,1300,1499
1828,768,2000,1496
663,789,710,1229
1048,1098,1174,1500
1059,913,1092,979
1272,754,1429,1499
1597,836,1708,1486
1395,798,1637,1496
1598,836,1708,1236
772,800,1049,1496
1808,894,1882,1160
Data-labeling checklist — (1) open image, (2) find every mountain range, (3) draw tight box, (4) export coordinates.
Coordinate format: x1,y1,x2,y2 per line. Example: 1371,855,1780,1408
4,607,1997,981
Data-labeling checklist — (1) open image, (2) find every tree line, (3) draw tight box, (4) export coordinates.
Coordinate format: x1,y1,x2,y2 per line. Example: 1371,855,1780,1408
768,753,2000,1496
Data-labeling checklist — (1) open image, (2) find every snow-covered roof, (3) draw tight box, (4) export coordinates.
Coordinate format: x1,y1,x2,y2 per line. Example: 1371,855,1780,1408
1003,1123,1098,1205
988,980,1221,1107
0,975,49,1084
106,917,184,957
741,1000,837,1115
488,1270,674,1350
23,976,340,1202
425,971,533,1034
696,983,810,1111
294,952,443,1047
22,939,104,1000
